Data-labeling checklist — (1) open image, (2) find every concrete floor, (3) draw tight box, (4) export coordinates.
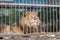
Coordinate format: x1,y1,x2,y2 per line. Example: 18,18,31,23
0,37,60,40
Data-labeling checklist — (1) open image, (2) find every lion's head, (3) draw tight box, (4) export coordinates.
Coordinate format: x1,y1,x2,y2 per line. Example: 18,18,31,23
24,11,41,26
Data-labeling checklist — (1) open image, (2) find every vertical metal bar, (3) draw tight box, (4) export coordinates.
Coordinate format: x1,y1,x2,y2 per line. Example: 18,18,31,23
10,4,12,26
32,0,33,33
28,0,30,34
33,0,35,33
10,5,12,34
44,0,47,32
3,4,6,33
19,0,20,33
1,4,3,33
51,0,52,5
45,0,47,4
43,0,44,4
54,0,55,5
43,0,44,32
26,0,28,34
55,0,57,5
53,7,54,33
44,7,45,32
58,0,60,5
46,6,48,33
52,0,54,5
49,0,51,5
43,0,45,32
48,0,49,5
42,0,43,32
15,0,16,29
40,0,42,32
9,6,10,27
50,0,52,5
36,0,38,33
33,0,34,4
56,0,58,33
50,7,51,32
22,0,25,34
49,0,51,33
56,7,57,32
59,7,60,33
0,6,1,33
29,0,31,34
5,4,6,26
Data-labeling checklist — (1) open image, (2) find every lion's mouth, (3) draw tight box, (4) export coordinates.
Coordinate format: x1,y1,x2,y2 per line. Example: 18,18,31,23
31,20,37,25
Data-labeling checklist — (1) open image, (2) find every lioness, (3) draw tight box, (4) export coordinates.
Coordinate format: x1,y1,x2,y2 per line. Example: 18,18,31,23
11,23,24,34
1,25,11,33
0,24,24,39
1,25,23,34
20,11,41,33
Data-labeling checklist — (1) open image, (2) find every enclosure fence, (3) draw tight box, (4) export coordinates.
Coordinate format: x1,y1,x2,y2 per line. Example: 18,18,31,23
0,0,60,38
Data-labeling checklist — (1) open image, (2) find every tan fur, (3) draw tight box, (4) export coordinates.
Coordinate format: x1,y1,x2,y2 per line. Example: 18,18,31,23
1,25,11,33
1,25,24,34
20,11,41,33
11,24,24,34
0,25,24,39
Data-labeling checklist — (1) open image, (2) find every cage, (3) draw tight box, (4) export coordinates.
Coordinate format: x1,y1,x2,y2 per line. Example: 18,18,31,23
0,0,60,39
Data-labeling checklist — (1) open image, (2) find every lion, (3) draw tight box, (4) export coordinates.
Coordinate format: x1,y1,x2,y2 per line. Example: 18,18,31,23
0,25,11,33
10,23,24,34
20,11,41,33
0,24,24,39
1,24,23,34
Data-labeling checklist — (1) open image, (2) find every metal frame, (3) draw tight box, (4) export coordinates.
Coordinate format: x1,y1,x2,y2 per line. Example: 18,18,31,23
0,3,60,7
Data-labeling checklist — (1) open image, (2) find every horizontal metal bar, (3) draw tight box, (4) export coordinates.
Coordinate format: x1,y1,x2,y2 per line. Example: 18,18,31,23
0,3,60,7
0,33,41,37
0,0,13,1
0,32,60,37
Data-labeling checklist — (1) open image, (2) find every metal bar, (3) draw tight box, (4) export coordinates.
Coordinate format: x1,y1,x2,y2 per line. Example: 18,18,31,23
46,6,48,33
59,7,60,33
36,0,38,33
0,3,60,7
50,7,51,32
29,2,31,34
0,32,59,37
0,3,3,34
53,7,54,33
22,0,25,34
43,5,45,32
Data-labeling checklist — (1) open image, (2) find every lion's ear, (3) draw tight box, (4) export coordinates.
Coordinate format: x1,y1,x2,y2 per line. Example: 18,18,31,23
24,11,29,17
